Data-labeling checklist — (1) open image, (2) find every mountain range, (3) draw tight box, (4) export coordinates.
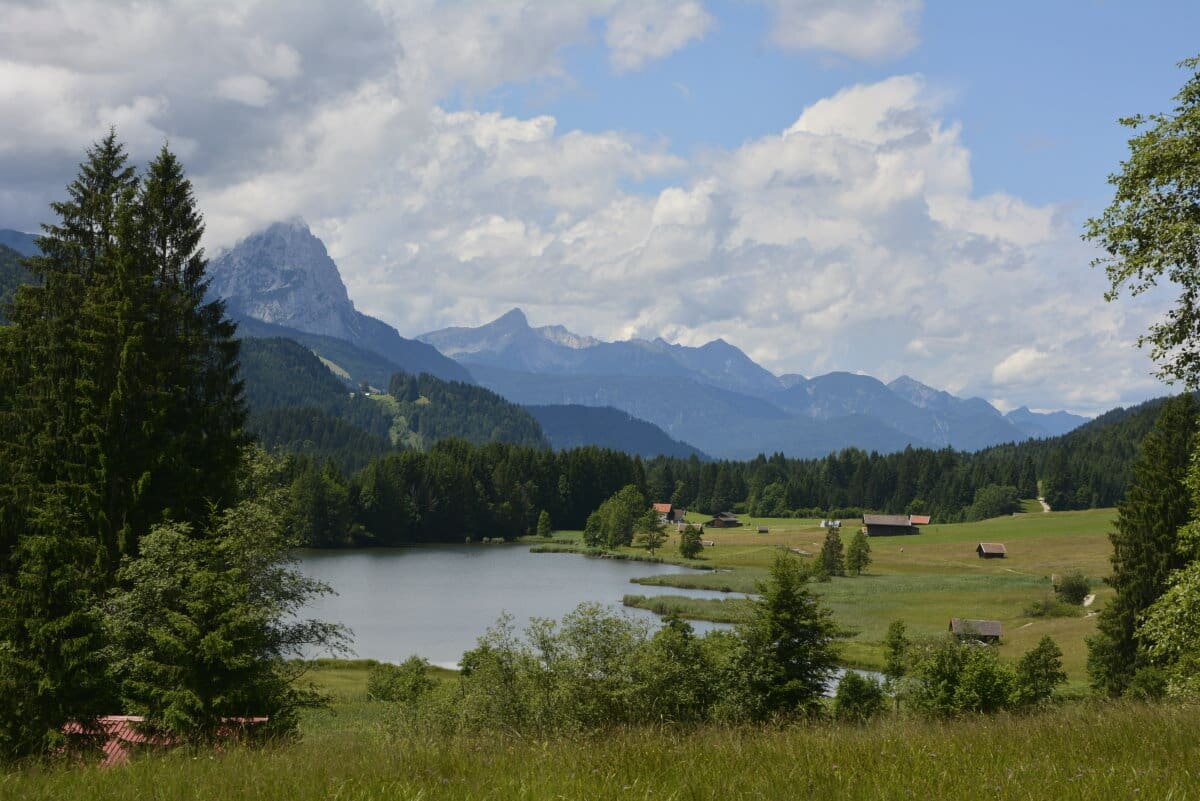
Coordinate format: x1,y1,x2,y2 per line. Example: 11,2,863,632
4,221,1089,460
418,308,1087,458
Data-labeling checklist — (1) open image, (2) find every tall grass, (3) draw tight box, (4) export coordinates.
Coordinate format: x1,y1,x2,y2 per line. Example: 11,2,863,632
4,702,1197,800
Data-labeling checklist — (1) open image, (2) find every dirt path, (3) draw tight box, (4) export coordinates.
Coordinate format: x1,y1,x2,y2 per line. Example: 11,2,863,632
1037,496,1051,513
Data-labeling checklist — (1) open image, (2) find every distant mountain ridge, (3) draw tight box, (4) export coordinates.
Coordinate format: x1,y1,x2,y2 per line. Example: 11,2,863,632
420,310,1088,458
209,220,470,384
0,229,39,257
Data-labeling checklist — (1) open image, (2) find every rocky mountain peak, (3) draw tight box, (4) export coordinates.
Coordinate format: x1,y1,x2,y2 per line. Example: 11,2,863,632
208,220,358,340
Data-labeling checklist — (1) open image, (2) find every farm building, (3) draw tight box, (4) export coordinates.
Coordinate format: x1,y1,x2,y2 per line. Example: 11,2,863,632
652,502,686,523
909,515,931,525
705,512,742,528
949,618,1002,644
862,514,917,536
976,542,1007,558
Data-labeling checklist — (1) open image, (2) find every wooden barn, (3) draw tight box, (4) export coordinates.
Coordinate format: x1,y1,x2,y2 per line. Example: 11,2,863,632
976,542,1007,559
949,618,1002,644
705,512,742,528
862,513,917,536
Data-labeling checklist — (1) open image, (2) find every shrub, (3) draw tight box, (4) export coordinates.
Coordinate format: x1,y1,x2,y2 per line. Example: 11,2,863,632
1013,636,1067,707
832,672,886,722
679,524,703,559
1055,571,1091,605
1125,666,1168,701
368,656,435,704
1024,596,1083,618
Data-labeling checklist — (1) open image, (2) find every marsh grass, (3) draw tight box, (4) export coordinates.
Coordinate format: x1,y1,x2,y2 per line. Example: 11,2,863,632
5,699,1197,800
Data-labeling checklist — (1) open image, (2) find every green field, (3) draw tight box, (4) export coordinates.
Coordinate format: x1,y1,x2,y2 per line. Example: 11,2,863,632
5,662,1199,800
549,507,1116,681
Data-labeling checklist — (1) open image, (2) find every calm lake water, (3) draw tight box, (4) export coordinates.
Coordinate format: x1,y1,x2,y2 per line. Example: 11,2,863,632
297,545,734,667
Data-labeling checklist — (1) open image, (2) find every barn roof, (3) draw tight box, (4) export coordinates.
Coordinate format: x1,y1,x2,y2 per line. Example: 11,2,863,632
977,542,1007,554
949,618,1002,638
652,503,672,514
62,715,268,767
909,514,931,525
863,514,912,527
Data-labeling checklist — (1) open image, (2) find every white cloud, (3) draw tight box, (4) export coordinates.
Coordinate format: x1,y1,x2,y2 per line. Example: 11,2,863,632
992,347,1051,385
0,2,1170,415
761,0,922,61
605,1,714,72
215,74,276,107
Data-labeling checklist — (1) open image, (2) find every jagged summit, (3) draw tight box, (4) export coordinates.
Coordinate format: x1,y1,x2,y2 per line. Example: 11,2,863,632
207,221,471,383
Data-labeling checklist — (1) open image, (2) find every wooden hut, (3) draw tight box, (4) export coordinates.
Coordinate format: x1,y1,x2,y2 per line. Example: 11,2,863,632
976,542,1007,559
862,514,916,536
949,618,1002,644
705,512,742,528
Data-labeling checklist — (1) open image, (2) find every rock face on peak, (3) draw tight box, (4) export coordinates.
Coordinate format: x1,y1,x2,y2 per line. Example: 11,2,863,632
208,221,471,384
209,220,358,340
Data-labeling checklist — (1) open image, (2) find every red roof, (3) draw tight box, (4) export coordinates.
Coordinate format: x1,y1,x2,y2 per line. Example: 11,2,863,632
909,515,931,525
652,503,672,513
63,715,267,767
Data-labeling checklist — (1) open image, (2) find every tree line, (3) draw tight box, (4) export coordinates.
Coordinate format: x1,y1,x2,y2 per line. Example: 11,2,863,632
272,392,1173,548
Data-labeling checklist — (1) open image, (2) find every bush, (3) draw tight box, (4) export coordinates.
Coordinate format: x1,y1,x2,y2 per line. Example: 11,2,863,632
1055,571,1091,605
1013,636,1066,707
832,672,886,722
1024,596,1083,618
368,656,435,704
679,524,704,559
1125,666,1168,701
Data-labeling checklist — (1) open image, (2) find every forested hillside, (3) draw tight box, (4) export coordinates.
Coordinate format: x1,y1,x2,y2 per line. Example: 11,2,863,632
387,372,548,450
237,337,394,470
0,244,33,324
528,404,707,459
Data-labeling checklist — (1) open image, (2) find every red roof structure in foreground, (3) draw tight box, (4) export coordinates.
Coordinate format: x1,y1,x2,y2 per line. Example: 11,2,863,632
63,715,268,767
909,514,932,525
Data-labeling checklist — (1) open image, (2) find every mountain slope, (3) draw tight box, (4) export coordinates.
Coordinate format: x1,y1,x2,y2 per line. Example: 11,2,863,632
387,373,548,451
466,364,926,459
527,405,708,459
237,337,394,470
0,244,33,324
1005,405,1090,438
0,229,38,257
420,308,779,396
210,220,470,384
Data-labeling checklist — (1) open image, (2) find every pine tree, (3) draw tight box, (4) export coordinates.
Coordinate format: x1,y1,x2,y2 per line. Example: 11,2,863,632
736,553,844,718
537,509,552,538
820,527,845,577
845,530,871,576
1087,393,1198,696
0,134,248,758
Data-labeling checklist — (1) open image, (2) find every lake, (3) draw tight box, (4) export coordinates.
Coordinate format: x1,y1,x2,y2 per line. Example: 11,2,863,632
297,545,736,667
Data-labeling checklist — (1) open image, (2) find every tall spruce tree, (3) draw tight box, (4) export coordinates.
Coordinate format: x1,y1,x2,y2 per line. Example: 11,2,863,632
1087,393,1198,695
0,134,246,758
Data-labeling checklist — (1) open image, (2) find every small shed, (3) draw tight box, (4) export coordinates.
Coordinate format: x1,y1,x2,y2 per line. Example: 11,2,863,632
949,618,1002,644
976,542,1007,559
705,512,742,528
863,514,916,536
757,526,769,534
909,514,931,526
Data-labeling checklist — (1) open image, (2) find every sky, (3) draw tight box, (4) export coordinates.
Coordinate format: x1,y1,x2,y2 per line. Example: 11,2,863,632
2,0,1198,415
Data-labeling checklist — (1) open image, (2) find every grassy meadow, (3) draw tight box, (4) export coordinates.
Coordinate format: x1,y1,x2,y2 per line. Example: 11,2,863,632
542,506,1116,682
4,662,1198,800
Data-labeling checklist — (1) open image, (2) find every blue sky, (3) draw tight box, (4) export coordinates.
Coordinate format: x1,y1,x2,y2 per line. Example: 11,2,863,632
456,1,1199,216
2,0,1196,414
